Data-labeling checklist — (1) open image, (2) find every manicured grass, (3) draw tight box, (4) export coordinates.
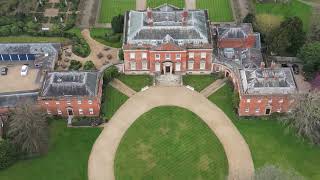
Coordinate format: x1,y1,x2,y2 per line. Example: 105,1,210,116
90,28,122,48
147,0,185,8
115,106,228,179
0,36,69,43
183,75,217,92
101,84,129,120
197,0,233,22
0,120,102,180
208,84,320,179
118,74,153,91
99,0,135,23
255,0,312,31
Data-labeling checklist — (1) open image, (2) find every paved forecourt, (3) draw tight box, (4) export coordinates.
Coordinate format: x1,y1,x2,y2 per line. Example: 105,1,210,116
88,86,254,180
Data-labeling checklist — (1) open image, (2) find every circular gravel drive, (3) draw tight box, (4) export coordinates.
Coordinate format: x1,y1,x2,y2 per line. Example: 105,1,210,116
88,86,254,180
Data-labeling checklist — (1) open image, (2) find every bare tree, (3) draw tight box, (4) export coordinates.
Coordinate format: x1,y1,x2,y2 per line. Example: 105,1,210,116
253,165,304,180
7,100,49,156
282,91,320,145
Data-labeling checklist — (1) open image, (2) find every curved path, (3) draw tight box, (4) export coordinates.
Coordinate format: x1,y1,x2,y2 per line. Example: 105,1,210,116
88,86,254,180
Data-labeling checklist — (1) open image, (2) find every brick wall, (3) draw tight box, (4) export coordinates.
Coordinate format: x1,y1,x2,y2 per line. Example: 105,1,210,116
124,49,212,74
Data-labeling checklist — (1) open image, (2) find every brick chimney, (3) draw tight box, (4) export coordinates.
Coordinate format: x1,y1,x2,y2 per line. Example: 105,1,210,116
182,9,188,26
146,7,153,26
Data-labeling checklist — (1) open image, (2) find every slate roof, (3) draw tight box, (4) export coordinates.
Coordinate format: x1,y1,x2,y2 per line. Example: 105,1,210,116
0,43,60,70
40,71,100,97
124,4,211,48
240,68,297,94
0,92,38,108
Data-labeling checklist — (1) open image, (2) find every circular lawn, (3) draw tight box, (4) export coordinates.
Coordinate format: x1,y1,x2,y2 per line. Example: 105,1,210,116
115,106,228,179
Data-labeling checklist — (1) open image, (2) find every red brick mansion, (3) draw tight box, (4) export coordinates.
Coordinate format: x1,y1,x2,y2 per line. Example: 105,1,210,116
123,4,213,74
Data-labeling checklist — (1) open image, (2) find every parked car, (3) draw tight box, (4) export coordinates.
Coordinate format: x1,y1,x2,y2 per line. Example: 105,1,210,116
292,64,299,74
1,67,8,75
21,65,28,76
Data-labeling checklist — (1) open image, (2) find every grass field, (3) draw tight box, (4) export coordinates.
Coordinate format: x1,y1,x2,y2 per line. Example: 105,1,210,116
101,84,128,120
0,120,101,180
90,28,122,48
118,74,153,91
147,0,185,8
197,0,234,22
115,106,228,179
99,0,135,23
0,36,69,43
209,84,320,179
255,0,312,31
183,75,217,92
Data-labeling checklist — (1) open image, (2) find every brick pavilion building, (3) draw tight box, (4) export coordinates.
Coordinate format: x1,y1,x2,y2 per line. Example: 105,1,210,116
212,23,298,116
38,71,103,118
123,4,213,74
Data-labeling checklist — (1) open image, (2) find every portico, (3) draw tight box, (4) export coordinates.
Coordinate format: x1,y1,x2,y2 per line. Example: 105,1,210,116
162,61,173,74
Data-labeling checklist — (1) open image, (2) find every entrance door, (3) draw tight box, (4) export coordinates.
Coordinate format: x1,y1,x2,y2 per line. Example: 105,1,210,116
67,108,74,116
155,62,160,72
265,108,271,115
165,66,170,73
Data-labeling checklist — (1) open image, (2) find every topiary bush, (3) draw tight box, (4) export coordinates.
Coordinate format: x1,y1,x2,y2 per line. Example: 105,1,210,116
83,60,96,70
69,60,82,70
0,140,17,169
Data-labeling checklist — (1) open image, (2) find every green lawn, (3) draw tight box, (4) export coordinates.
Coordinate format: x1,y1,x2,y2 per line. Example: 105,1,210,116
118,74,153,91
101,84,129,120
90,28,122,48
99,0,135,23
255,0,312,31
183,75,217,92
0,36,69,43
209,84,320,179
147,0,185,8
115,106,228,179
197,0,234,22
0,120,101,180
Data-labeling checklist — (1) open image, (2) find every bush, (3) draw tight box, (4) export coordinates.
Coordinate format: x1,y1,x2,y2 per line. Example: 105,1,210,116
72,117,103,126
69,60,82,70
83,60,96,70
0,140,17,169
103,65,120,84
118,49,124,60
111,15,124,33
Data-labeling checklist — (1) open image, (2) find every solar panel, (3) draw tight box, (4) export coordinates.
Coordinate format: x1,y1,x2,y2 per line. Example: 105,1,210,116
27,54,35,60
10,54,19,61
2,54,11,61
19,54,27,60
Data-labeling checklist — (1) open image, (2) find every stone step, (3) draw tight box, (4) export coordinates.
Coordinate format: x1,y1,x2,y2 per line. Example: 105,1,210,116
155,74,182,87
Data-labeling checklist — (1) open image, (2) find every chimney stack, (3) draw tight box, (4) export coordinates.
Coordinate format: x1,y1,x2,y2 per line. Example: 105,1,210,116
182,9,188,26
147,7,153,26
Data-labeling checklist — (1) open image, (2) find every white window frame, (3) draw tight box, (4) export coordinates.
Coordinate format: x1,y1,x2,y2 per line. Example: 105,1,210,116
67,101,71,105
268,98,272,103
57,109,62,115
176,54,181,60
165,54,170,60
142,60,148,70
55,101,60,105
175,62,181,71
47,109,51,115
188,60,194,70
79,109,83,115
142,53,147,59
279,98,284,103
247,98,251,103
200,60,206,70
255,108,260,113
130,61,136,70
45,102,49,105
189,52,194,59
78,100,82,105
89,108,94,115
88,100,93,105
130,53,135,59
155,54,160,60
245,107,249,113
277,107,282,113
201,52,206,59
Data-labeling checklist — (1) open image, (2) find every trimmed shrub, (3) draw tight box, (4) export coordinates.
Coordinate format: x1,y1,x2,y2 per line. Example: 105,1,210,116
83,60,96,70
0,140,17,169
69,60,82,70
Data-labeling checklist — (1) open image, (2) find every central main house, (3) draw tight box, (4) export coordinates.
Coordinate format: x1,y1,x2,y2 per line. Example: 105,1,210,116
123,4,213,74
